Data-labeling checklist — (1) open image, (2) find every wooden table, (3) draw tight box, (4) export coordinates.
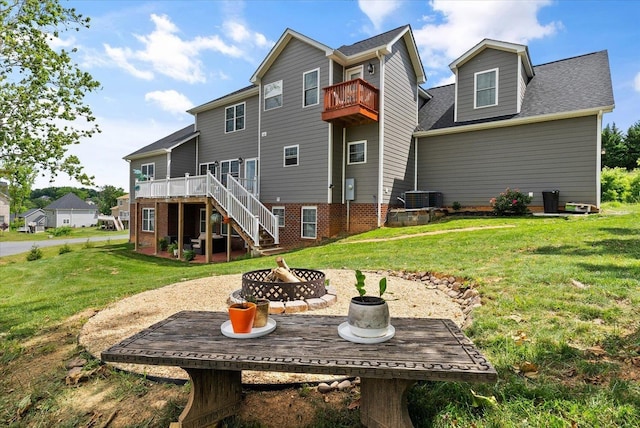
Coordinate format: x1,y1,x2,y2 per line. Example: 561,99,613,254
101,311,497,428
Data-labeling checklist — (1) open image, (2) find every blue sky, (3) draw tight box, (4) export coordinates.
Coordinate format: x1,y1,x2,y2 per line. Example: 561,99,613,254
36,0,640,190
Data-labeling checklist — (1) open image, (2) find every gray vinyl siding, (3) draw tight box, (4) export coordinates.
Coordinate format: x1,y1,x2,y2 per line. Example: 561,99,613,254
381,39,418,205
259,38,331,203
416,116,599,207
170,138,197,177
196,95,260,170
457,48,518,122
129,154,167,194
345,123,379,203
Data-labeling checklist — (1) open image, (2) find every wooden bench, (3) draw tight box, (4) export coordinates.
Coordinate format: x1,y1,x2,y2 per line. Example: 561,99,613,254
101,311,497,428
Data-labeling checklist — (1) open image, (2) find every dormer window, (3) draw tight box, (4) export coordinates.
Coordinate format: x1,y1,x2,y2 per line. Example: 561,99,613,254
474,68,498,108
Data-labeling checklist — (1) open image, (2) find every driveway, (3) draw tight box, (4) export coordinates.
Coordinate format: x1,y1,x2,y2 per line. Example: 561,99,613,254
0,233,129,257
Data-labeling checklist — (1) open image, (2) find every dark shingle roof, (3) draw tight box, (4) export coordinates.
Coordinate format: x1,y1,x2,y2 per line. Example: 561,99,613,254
124,125,198,159
337,25,408,56
418,50,614,131
45,193,95,210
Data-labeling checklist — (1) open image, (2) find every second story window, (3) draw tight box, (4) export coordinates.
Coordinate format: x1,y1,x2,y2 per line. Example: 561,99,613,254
264,80,283,110
284,145,299,167
225,103,245,133
475,68,498,108
303,69,319,107
141,163,155,180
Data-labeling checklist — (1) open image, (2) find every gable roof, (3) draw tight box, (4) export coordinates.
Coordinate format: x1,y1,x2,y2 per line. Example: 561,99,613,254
124,125,199,160
20,208,45,218
45,193,95,211
334,25,426,83
251,28,333,83
450,38,534,78
416,50,614,134
188,85,258,115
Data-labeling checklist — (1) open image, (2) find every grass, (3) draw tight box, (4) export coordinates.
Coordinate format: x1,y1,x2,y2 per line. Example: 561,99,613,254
1,203,640,426
0,227,125,242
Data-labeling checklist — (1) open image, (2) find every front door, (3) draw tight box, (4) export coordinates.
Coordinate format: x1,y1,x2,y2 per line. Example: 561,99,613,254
220,159,239,186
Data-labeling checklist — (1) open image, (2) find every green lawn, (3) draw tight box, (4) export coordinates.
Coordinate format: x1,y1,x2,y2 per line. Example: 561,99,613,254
1,203,639,427
0,227,125,242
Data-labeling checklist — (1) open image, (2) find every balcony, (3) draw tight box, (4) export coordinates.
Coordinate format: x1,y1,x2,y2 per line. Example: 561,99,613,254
322,79,379,127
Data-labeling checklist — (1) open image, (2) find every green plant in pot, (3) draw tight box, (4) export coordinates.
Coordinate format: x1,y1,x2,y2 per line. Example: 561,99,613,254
167,242,179,257
348,270,390,338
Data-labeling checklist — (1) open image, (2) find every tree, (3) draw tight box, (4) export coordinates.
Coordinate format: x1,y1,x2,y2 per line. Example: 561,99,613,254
0,0,101,185
601,123,627,169
625,121,640,170
97,185,125,215
6,162,36,218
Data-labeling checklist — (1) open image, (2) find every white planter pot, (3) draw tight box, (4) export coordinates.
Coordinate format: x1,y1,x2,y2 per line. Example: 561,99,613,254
347,296,390,338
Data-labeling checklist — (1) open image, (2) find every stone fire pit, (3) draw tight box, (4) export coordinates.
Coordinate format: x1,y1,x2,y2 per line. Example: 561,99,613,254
229,268,336,313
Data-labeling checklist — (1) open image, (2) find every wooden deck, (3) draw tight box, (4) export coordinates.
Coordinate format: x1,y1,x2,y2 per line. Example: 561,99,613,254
102,311,497,427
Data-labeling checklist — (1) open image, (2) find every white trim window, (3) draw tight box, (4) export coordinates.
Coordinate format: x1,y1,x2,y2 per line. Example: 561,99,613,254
474,68,498,108
141,163,155,180
142,208,155,232
264,80,283,110
199,208,207,234
283,145,299,167
272,206,285,227
225,102,245,133
199,162,217,176
301,206,317,239
347,140,367,164
303,69,319,107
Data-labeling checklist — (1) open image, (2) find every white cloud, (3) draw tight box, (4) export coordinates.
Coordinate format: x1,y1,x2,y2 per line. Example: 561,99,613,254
358,0,402,30
145,90,193,115
103,13,243,83
634,72,640,92
414,0,561,72
222,20,274,49
34,117,185,190
47,34,76,49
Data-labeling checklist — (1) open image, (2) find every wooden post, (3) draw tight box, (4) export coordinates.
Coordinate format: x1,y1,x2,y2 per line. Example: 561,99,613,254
205,201,212,263
178,202,184,259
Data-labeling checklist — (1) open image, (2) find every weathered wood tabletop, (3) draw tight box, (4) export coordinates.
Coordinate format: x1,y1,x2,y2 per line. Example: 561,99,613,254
102,311,497,428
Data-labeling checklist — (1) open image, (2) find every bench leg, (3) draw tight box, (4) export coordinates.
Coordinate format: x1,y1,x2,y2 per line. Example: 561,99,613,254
359,378,416,428
170,368,242,428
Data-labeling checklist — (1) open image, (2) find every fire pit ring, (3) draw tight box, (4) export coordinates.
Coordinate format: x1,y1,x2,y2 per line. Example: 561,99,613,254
241,268,326,301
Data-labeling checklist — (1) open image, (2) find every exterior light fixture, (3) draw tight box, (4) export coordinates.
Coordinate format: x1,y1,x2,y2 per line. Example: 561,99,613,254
367,63,375,74
238,157,244,164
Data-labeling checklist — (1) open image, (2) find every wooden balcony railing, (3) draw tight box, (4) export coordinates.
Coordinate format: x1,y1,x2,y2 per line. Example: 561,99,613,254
322,78,379,126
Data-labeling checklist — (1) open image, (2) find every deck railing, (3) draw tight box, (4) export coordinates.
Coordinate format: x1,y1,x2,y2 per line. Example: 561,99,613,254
135,173,277,246
323,78,379,113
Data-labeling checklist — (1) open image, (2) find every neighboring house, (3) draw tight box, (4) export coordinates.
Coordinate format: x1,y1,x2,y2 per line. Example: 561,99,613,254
17,208,47,233
0,192,10,226
124,26,614,258
44,192,98,228
110,194,130,229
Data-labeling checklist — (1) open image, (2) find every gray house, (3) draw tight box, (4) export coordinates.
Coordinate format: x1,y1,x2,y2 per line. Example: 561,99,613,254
44,193,98,228
124,26,613,258
0,191,9,226
17,208,47,233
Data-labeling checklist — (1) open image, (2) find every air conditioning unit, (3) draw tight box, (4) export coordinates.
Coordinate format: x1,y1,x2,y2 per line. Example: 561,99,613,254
404,191,443,209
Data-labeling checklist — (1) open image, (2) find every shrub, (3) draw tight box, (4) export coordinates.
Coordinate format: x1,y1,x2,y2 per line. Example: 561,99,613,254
26,244,43,261
51,226,72,237
183,250,196,261
490,188,532,216
158,238,168,251
601,167,631,202
452,201,462,211
58,244,72,255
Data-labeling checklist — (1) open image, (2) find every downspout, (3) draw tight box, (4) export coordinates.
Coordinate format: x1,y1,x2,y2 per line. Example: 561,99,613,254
596,110,603,209
327,58,334,204
376,50,385,227
342,128,346,204
257,79,262,198
414,137,418,190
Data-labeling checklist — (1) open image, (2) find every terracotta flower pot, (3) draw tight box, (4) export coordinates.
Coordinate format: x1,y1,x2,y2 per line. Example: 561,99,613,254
228,302,256,333
253,298,270,328
347,296,390,338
